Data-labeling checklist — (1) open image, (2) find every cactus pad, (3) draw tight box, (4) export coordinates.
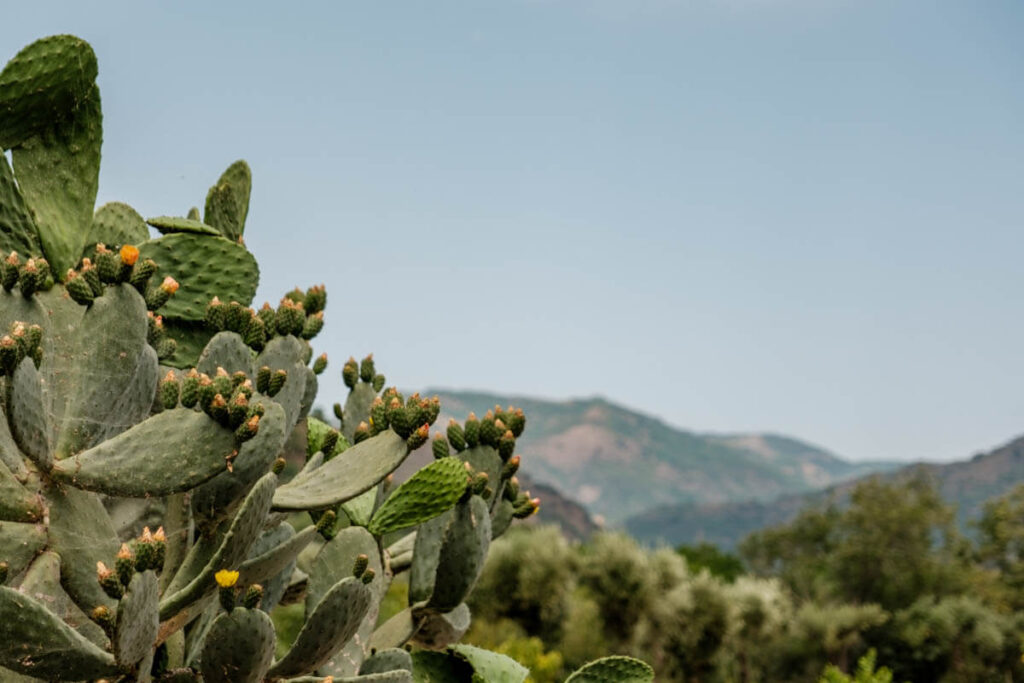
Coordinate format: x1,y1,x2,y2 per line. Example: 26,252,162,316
199,607,276,683
368,456,467,536
564,656,656,683
138,232,259,321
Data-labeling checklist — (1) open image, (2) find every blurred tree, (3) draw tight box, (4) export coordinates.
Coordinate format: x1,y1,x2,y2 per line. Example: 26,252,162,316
676,543,745,582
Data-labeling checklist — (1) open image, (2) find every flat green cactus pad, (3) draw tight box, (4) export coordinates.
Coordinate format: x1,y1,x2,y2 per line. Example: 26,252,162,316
564,656,655,683
426,495,491,612
147,215,221,236
203,160,251,242
268,576,373,679
272,430,408,511
87,202,149,251
0,155,42,257
50,409,236,497
0,586,117,680
138,232,259,321
0,35,98,150
11,88,102,277
200,607,276,683
114,570,159,669
369,456,467,536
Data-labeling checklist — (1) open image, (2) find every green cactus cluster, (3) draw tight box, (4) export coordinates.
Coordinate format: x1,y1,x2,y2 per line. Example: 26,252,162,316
0,34,651,682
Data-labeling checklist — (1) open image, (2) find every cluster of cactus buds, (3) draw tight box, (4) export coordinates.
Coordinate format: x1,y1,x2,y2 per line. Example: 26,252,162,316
96,527,167,601
205,284,326,354
342,353,386,392
1,252,52,297
65,243,172,308
161,367,263,446
0,320,43,374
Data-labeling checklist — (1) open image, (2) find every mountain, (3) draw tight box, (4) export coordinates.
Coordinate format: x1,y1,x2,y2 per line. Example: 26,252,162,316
426,390,897,524
625,434,1024,550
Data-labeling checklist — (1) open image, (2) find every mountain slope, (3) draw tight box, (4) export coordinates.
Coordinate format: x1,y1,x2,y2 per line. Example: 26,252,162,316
625,434,1024,549
428,390,896,523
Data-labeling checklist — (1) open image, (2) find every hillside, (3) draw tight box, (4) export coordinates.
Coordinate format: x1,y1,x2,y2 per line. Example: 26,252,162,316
625,433,1024,549
427,390,896,523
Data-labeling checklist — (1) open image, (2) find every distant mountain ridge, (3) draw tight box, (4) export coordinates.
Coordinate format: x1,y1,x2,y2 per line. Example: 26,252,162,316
624,433,1024,549
427,389,898,524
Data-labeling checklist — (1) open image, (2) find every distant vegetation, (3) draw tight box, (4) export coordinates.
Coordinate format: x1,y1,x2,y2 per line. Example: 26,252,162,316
459,477,1024,682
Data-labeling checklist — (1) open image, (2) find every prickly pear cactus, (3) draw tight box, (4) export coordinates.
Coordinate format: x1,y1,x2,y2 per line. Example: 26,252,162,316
0,34,650,683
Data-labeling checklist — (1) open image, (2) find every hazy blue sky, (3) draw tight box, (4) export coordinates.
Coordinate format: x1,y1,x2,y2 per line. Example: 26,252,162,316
8,1,1024,462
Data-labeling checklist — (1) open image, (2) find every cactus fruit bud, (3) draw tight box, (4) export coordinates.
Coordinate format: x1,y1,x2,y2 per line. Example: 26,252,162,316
359,354,375,383
321,428,340,456
243,314,267,350
361,568,375,585
353,554,369,578
212,367,233,396
94,245,118,283
268,369,287,397
372,373,386,392
80,259,103,296
1,252,19,291
464,413,480,448
242,584,264,609
116,544,135,585
342,356,359,388
235,414,260,443
0,336,18,375
301,311,324,339
152,527,167,571
206,296,227,330
432,433,450,460
447,419,466,452
18,259,40,297
97,561,124,599
272,457,286,475
369,397,387,432
304,284,327,314
146,277,179,310
119,244,139,280
313,352,328,375
91,606,115,637
353,421,370,444
498,430,516,461
513,493,541,518
406,423,430,450
216,569,239,612
502,455,521,481
130,258,157,292
228,393,249,427
209,394,229,426
134,527,161,572
471,472,489,496
508,407,526,437
256,365,271,394
388,399,410,438
504,476,520,501
425,396,441,425
275,298,305,336
159,371,180,410
65,270,96,305
181,369,200,408
315,509,337,540
480,410,498,447
0,561,7,584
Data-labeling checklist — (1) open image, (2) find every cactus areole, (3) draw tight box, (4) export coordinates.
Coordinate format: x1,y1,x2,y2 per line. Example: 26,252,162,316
0,34,649,683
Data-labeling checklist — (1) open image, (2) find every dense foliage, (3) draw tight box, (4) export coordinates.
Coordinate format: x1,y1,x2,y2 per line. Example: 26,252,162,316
465,478,1024,682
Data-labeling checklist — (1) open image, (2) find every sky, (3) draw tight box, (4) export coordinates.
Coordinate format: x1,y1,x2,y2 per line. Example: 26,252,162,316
6,1,1024,463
